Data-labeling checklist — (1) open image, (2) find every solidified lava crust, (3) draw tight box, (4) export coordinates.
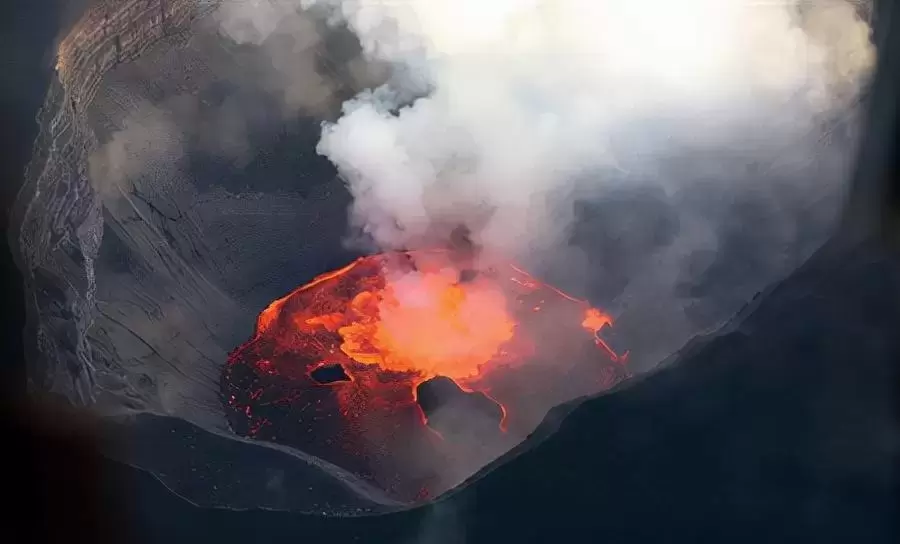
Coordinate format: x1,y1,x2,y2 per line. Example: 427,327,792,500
221,249,629,502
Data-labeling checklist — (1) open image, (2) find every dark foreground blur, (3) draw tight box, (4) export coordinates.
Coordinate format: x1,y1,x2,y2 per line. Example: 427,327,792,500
7,397,128,544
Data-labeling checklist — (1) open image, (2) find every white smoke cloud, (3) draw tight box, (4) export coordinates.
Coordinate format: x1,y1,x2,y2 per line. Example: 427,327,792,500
304,0,874,258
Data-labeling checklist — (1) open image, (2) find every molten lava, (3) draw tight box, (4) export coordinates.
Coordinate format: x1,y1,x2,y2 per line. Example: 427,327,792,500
223,249,628,502
311,264,515,379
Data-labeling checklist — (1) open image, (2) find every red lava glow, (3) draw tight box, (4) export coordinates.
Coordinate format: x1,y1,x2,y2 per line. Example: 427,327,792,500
312,266,515,379
223,249,629,501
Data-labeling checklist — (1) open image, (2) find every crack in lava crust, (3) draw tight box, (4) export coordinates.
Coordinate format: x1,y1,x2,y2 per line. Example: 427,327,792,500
222,249,630,502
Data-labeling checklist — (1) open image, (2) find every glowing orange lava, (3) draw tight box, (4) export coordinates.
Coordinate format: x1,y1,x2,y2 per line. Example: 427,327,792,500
311,262,516,379
223,249,629,502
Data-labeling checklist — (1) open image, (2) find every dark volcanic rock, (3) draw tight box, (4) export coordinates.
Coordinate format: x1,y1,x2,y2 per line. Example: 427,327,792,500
100,412,399,513
415,376,505,440
309,362,352,385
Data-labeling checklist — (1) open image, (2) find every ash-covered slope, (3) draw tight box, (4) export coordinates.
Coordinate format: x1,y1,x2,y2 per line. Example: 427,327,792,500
98,412,401,513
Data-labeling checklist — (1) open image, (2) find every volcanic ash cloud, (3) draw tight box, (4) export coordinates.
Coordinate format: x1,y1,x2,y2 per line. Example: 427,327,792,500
306,0,874,258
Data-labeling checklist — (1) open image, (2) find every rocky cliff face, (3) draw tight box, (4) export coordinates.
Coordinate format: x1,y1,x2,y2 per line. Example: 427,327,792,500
13,0,212,410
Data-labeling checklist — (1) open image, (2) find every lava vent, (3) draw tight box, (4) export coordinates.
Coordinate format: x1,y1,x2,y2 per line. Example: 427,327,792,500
222,249,629,502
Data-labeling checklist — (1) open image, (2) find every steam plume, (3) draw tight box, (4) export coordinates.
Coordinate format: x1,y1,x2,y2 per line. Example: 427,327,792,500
305,0,874,258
